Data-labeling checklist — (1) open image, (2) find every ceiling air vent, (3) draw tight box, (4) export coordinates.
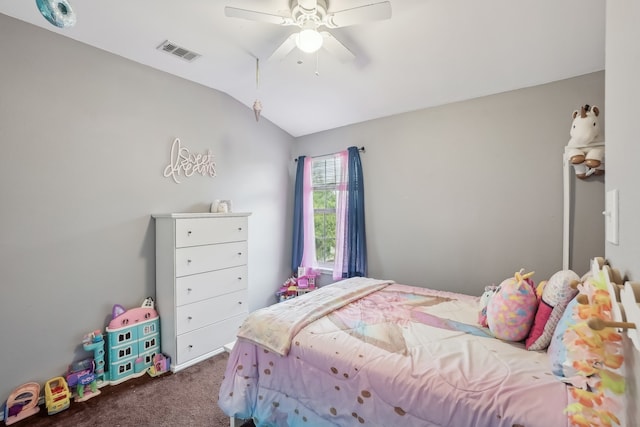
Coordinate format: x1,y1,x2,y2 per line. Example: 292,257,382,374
157,40,201,62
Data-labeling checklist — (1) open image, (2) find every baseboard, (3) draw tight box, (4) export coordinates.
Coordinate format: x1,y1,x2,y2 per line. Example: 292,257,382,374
171,347,225,373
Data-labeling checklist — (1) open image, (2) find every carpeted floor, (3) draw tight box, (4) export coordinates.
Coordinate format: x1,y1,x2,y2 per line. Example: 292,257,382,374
7,352,238,426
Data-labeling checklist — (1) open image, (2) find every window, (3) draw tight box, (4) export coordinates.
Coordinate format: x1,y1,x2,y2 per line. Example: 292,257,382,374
118,362,132,374
292,147,367,279
311,156,343,269
118,347,132,358
118,331,131,343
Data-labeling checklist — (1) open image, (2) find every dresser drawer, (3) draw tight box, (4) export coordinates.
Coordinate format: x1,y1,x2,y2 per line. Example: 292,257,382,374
176,290,247,334
175,241,247,277
175,217,247,248
176,265,247,307
176,313,246,364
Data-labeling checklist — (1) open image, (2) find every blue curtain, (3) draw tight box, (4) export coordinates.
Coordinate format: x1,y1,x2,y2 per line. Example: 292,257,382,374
343,146,367,278
291,156,306,272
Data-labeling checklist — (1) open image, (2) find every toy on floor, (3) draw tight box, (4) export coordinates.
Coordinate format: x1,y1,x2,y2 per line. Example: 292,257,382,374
60,329,105,403
82,329,107,384
66,358,101,402
106,297,160,384
3,382,40,425
147,353,171,377
44,376,71,415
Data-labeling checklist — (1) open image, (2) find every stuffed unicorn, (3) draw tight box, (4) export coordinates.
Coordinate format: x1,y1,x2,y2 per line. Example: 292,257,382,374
477,284,498,327
565,104,604,179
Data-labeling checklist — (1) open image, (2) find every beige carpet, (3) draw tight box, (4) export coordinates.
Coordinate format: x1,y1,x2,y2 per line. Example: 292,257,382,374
9,352,235,426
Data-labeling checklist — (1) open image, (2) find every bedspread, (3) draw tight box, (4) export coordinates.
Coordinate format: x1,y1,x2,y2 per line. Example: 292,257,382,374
237,277,393,356
219,283,569,427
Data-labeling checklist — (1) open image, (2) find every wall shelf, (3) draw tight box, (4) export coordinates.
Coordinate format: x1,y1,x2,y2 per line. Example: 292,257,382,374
620,282,640,351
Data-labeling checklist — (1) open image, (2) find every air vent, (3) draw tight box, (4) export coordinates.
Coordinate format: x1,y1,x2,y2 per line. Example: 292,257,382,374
157,40,201,62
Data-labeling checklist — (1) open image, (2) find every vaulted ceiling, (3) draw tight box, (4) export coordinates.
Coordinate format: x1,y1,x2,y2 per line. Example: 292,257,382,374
0,0,605,137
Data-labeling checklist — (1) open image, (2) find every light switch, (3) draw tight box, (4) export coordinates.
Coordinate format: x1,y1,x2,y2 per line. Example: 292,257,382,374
604,189,619,245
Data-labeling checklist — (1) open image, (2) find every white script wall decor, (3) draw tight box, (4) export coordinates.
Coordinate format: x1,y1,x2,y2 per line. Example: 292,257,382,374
163,138,217,184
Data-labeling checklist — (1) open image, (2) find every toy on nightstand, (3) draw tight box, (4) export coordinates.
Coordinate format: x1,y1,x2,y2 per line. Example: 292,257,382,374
3,382,40,425
297,273,317,294
296,267,317,295
44,376,71,415
275,271,318,302
276,276,299,302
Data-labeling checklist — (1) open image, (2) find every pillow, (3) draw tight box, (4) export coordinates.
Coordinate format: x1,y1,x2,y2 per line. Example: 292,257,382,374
486,270,538,341
547,296,579,378
525,270,579,350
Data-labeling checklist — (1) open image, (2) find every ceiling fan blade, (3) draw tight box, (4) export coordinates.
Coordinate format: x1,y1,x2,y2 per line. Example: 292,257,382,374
326,1,392,28
320,32,355,62
224,6,293,25
268,34,298,62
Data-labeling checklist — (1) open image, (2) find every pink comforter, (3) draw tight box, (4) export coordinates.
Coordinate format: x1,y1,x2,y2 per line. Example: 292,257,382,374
219,283,569,427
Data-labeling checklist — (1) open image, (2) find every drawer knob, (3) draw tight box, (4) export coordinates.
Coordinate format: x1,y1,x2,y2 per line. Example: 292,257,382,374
237,252,242,256
187,259,192,264
187,231,192,236
187,288,192,292
188,316,193,320
188,344,193,349
237,277,242,281
237,227,242,231
238,301,243,305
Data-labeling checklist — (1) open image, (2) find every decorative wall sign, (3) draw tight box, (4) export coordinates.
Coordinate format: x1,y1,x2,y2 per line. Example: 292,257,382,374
163,138,217,184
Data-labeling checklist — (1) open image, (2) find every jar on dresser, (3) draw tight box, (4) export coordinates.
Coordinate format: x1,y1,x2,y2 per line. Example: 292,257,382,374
152,212,250,372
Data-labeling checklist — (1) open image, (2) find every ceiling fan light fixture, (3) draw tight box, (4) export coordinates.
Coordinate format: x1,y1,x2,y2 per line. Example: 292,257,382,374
296,29,323,53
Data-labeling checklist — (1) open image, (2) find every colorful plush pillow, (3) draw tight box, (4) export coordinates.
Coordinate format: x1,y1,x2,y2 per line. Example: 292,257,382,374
486,270,538,341
525,270,579,351
547,296,579,378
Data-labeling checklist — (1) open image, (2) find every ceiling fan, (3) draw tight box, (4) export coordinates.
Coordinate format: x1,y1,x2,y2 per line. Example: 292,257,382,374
224,0,392,62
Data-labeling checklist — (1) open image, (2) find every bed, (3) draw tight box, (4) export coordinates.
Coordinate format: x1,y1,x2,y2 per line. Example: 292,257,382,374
218,277,572,427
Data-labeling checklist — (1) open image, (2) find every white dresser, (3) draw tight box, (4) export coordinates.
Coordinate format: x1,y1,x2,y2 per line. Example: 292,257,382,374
153,212,250,372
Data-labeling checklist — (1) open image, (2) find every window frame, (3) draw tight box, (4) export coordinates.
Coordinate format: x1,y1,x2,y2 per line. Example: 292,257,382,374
310,155,343,270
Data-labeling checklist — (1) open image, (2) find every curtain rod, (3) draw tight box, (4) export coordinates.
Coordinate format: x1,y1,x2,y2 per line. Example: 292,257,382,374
294,146,365,162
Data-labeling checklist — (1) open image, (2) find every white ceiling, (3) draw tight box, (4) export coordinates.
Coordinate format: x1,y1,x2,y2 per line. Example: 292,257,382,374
0,0,606,137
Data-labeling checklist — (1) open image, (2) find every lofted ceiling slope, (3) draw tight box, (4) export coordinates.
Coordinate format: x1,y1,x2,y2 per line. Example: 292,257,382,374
0,0,605,137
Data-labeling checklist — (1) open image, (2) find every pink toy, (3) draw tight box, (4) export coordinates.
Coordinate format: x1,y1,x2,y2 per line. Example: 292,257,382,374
486,270,538,341
3,382,40,425
148,353,171,377
108,297,158,329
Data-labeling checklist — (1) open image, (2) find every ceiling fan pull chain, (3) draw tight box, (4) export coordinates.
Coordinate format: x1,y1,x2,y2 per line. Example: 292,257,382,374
256,57,260,90
315,51,320,76
253,57,262,122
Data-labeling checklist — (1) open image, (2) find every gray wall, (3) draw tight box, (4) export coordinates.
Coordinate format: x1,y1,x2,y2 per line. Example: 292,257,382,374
605,0,640,424
605,0,640,280
296,72,605,295
0,14,294,401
